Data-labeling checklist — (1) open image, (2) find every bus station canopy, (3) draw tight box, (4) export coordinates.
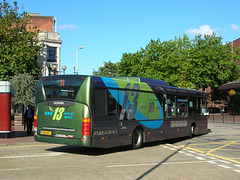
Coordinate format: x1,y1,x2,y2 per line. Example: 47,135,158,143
219,79,240,90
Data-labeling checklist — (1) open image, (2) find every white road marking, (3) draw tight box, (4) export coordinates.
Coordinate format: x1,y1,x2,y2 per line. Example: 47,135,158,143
195,153,207,157
233,169,240,173
0,152,64,159
161,144,240,175
233,164,240,168
184,153,194,156
195,156,206,161
217,160,231,164
188,150,197,154
207,161,218,164
107,160,210,168
208,156,217,160
0,168,21,171
217,164,231,169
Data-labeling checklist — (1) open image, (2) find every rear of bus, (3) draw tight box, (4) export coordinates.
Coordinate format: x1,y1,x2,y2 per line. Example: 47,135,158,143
34,75,92,147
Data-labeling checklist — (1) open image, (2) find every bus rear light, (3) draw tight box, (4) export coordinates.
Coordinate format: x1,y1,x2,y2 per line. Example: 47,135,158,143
82,131,90,136
82,118,91,122
34,115,37,127
82,126,90,131
82,118,91,136
34,115,38,132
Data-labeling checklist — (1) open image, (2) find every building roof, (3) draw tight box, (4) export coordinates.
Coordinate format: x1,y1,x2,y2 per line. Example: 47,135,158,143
219,79,240,90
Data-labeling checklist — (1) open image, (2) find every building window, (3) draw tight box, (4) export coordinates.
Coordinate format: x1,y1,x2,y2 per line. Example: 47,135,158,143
47,46,57,62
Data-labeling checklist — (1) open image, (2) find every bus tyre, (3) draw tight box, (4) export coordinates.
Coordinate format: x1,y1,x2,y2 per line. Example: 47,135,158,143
189,125,195,139
131,128,143,149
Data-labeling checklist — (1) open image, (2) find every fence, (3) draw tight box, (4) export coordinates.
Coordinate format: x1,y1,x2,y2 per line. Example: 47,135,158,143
208,113,240,124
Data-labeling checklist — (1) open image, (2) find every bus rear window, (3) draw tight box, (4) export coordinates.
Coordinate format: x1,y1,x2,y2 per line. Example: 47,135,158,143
43,78,84,100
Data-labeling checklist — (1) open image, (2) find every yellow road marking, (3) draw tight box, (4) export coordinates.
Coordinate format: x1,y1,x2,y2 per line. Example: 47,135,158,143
207,153,240,164
181,141,239,146
180,141,240,165
180,146,205,154
209,149,240,152
207,141,237,154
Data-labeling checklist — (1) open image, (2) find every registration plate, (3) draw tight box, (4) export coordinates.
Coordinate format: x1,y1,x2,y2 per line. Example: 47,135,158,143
40,130,52,136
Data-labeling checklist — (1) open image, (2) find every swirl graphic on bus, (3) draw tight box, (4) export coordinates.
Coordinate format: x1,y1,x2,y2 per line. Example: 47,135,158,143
101,77,163,129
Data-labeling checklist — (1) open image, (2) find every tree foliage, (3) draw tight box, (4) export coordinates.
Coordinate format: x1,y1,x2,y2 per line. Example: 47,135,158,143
93,61,118,77
10,73,36,107
117,34,240,90
0,0,42,81
188,34,240,90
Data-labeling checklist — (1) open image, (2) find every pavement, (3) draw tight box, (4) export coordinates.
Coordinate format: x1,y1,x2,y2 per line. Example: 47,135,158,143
0,125,36,146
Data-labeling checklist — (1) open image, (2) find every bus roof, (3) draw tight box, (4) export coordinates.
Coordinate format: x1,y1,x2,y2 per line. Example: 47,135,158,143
114,77,169,86
91,76,206,98
41,75,206,98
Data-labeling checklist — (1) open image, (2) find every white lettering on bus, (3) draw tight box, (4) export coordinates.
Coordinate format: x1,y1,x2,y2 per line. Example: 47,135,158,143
171,120,187,128
54,102,64,105
93,130,118,136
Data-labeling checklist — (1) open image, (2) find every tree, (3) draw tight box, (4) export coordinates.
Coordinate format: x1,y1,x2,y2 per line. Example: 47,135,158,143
0,0,42,81
117,35,194,88
10,73,36,109
117,34,240,90
92,61,118,77
189,34,240,90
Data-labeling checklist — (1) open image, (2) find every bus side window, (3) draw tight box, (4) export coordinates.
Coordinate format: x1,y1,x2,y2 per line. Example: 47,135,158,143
167,95,176,118
189,97,201,118
93,89,107,122
94,89,106,115
177,98,188,117
156,93,164,116
163,94,168,118
201,99,208,117
108,91,117,118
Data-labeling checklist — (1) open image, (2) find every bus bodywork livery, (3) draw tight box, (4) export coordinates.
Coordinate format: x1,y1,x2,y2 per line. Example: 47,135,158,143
34,75,208,148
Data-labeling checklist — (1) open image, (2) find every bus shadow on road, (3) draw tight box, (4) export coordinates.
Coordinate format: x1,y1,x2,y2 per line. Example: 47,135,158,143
45,145,130,156
45,136,200,156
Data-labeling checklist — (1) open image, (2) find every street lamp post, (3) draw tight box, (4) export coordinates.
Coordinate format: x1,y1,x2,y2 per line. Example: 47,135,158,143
76,46,84,74
62,65,67,74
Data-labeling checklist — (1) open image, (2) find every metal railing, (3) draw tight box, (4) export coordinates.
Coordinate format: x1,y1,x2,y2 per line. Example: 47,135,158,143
208,113,240,124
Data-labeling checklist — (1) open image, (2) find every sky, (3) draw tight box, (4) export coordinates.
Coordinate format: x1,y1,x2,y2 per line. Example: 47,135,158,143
7,0,240,75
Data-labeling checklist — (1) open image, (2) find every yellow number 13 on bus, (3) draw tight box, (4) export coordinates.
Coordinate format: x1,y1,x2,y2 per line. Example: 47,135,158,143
52,107,65,121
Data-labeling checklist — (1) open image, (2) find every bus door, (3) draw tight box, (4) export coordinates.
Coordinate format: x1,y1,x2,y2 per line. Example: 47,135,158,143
93,89,120,148
107,90,130,146
93,88,131,148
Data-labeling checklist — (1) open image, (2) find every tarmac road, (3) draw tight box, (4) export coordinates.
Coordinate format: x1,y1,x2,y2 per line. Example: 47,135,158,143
174,122,240,164
0,122,240,179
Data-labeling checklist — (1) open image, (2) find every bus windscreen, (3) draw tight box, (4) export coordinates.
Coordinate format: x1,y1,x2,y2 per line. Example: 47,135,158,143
43,78,84,100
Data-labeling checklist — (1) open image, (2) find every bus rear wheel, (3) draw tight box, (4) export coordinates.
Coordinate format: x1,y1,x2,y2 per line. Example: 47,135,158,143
131,128,143,149
189,125,195,138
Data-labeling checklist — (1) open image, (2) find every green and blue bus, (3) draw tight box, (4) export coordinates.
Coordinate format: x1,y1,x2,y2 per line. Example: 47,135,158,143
34,75,208,149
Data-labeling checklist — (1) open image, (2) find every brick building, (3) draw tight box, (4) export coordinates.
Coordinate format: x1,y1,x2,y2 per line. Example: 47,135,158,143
216,38,240,112
233,38,240,51
27,13,62,76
